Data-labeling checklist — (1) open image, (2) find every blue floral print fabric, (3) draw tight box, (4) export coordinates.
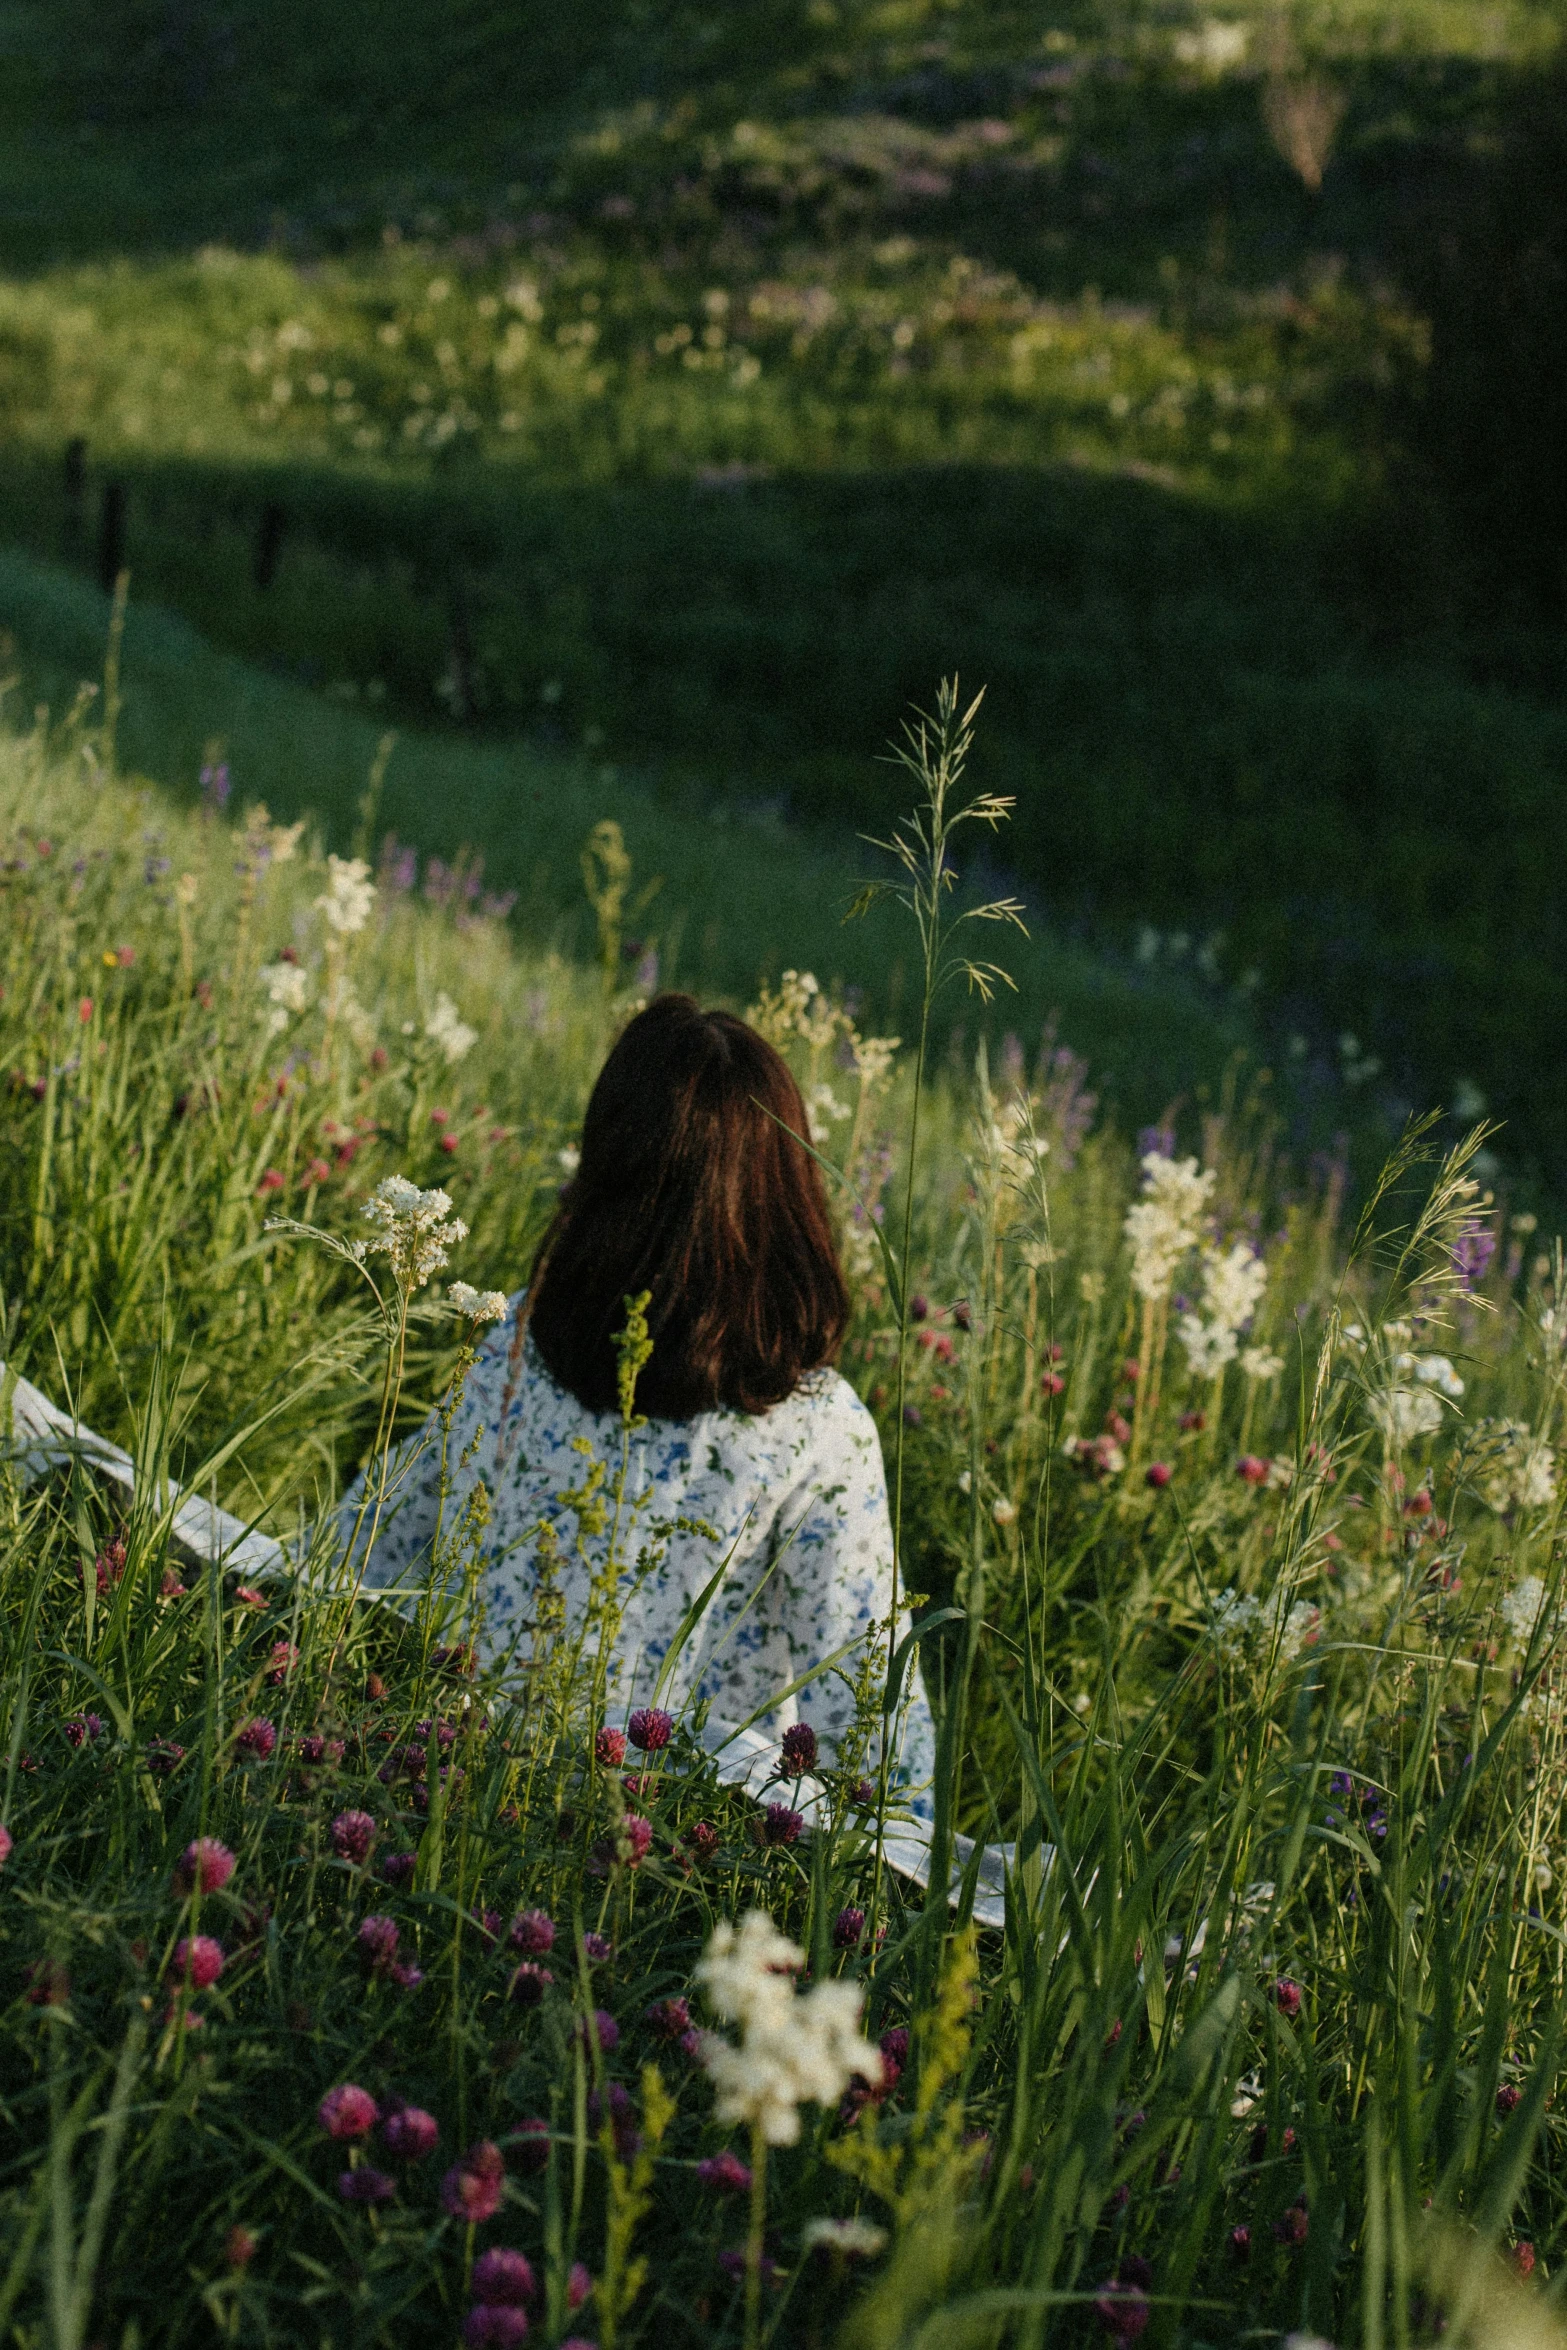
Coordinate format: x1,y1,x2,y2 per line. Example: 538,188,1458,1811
342,1298,937,1820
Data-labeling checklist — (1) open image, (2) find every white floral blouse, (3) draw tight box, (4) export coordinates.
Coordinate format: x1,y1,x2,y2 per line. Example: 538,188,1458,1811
342,1299,938,1821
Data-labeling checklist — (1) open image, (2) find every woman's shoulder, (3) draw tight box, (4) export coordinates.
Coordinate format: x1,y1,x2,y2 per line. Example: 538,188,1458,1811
762,1364,884,1463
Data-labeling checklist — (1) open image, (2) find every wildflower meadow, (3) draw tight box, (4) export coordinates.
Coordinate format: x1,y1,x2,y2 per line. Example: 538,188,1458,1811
0,664,1565,2350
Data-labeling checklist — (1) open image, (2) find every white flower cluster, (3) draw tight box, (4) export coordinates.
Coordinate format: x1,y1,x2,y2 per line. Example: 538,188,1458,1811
1479,1421,1558,1516
425,991,478,1065
1241,1346,1284,1381
1350,1327,1465,1449
1209,1588,1321,1664
316,855,376,936
357,1175,469,1292
1177,1240,1268,1379
1124,1154,1215,1303
258,960,312,1036
448,1281,508,1324
806,1081,852,1141
801,2215,887,2258
1500,1576,1556,1644
696,1910,882,2147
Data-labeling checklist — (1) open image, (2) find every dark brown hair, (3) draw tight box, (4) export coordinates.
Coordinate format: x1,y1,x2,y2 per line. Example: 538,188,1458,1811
526,993,849,1418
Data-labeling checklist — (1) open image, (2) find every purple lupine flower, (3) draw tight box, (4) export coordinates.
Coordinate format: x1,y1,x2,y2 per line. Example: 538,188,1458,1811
382,2105,439,2158
200,761,231,812
319,2084,379,2140
330,1811,377,1864
509,1908,555,1955
1137,1124,1175,1160
471,2247,536,2305
1453,1218,1497,1288
338,2165,396,2205
780,1723,818,1774
627,1708,673,1753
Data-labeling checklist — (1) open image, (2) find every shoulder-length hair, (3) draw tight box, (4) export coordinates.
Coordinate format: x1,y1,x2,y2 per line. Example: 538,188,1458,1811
526,993,849,1418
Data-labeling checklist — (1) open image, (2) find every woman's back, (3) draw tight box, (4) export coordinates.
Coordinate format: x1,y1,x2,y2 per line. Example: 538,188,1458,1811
352,1309,934,1817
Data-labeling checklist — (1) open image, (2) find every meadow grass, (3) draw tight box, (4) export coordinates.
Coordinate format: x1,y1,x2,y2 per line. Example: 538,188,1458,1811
0,0,1563,1174
3,697,1567,2345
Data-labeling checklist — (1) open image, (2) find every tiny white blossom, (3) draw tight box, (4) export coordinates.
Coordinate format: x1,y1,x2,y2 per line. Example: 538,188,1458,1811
1241,1347,1284,1381
360,1174,469,1292
992,1496,1017,1526
801,2216,888,2258
1372,1386,1443,1447
448,1282,508,1324
559,1144,581,1175
425,991,478,1065
1479,1421,1558,1515
1500,1576,1554,1643
317,854,375,935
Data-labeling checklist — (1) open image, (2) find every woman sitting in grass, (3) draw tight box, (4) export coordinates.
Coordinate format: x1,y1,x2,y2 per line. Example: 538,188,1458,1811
348,992,936,1821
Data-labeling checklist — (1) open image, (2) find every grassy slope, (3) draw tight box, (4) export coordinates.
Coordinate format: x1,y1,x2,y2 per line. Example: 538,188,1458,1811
0,0,1563,1165
0,545,1262,1126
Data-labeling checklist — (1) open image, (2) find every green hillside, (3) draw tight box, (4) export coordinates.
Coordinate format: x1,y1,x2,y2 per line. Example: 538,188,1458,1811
0,0,1563,1166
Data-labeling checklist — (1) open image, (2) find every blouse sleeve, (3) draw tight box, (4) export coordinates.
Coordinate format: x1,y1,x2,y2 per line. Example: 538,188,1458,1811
758,1379,938,1823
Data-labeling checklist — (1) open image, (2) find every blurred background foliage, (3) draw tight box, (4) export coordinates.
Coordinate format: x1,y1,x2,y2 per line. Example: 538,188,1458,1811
0,0,1562,1178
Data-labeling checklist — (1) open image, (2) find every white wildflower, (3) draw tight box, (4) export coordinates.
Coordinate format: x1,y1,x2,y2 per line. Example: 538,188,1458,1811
425,991,478,1065
1241,1347,1284,1381
448,1282,508,1325
806,1082,851,1141
268,819,304,865
1372,1387,1443,1447
1123,1154,1215,1302
696,1911,881,2147
1177,1240,1268,1380
316,854,375,935
258,960,312,1036
360,1174,469,1292
1274,1597,1321,1661
1392,1351,1465,1400
992,1495,1017,1527
1209,1588,1260,1660
801,2216,888,2258
558,1144,581,1175
1478,1420,1558,1515
853,1034,900,1088
1500,1576,1554,1644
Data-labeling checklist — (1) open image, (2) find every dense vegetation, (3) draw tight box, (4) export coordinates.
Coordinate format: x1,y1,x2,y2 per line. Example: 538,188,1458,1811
0,0,1563,1175
3,705,1567,2346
